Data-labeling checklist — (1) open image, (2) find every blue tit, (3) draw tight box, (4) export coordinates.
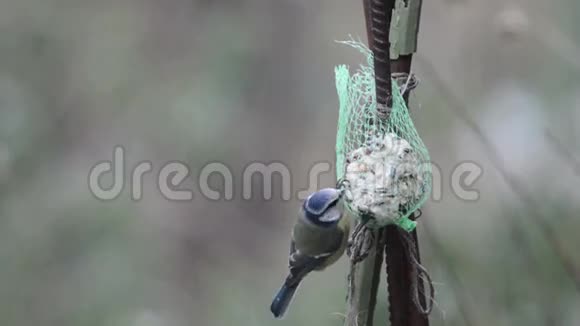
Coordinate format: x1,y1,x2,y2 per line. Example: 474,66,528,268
270,188,350,319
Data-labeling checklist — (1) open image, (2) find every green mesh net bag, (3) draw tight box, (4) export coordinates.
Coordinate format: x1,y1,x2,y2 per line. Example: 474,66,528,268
335,40,432,231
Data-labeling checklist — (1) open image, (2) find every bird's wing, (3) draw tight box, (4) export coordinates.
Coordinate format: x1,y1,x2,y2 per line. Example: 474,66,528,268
286,241,330,286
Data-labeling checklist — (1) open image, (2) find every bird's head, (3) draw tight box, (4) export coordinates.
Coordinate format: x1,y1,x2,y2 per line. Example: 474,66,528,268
303,188,343,227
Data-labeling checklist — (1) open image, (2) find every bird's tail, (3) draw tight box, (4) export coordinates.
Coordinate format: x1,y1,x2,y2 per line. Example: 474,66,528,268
270,279,300,319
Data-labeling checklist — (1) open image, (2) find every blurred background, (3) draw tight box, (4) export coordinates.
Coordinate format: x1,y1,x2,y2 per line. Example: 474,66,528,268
0,0,579,325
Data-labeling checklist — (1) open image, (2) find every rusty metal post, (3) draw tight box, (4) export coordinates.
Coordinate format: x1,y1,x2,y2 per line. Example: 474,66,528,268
363,1,430,325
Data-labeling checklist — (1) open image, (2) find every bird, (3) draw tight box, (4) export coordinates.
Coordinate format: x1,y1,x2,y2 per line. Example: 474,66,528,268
270,187,350,319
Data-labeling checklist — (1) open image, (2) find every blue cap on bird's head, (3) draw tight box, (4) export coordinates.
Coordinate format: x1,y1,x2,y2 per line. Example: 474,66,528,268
303,188,342,226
